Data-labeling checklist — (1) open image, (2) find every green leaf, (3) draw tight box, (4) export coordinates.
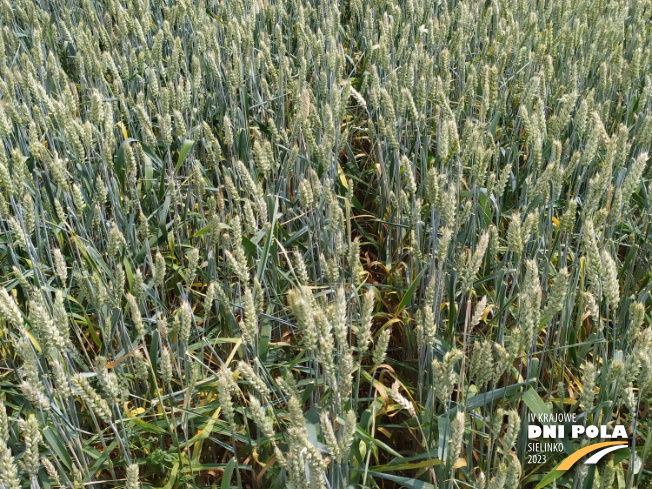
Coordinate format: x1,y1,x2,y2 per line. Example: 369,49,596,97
397,268,425,313
175,139,195,173
150,330,159,375
365,471,436,489
163,462,179,489
193,224,212,237
221,457,237,489
522,386,551,417
465,379,533,409
258,320,271,361
140,142,164,167
533,468,564,489
127,417,169,435
241,236,257,256
88,439,118,476
256,197,278,285
355,425,402,458
42,426,73,471
144,152,153,192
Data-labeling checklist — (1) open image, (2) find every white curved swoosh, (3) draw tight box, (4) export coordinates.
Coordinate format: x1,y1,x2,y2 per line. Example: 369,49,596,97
584,444,628,464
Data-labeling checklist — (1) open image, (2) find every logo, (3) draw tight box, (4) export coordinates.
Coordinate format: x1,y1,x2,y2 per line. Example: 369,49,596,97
555,441,628,470
528,413,629,489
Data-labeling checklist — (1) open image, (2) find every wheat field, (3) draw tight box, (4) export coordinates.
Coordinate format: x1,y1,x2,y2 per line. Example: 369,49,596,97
0,0,650,488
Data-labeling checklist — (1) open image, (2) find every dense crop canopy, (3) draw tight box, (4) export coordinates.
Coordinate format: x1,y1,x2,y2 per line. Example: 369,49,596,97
0,0,651,488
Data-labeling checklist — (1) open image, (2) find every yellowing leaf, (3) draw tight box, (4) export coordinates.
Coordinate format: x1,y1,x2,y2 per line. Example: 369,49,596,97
116,121,128,140
337,162,348,189
482,304,495,321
